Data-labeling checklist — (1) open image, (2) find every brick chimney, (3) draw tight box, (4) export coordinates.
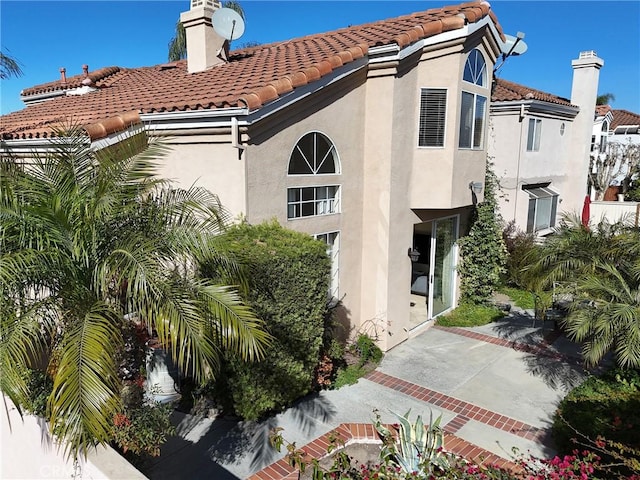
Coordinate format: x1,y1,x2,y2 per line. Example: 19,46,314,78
180,0,227,73
566,50,604,210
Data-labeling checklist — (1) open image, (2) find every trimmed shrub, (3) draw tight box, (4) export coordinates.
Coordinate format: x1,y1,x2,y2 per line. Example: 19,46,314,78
207,221,330,420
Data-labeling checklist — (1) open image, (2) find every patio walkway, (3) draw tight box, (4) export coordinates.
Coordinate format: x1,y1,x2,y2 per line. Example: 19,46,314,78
145,309,587,479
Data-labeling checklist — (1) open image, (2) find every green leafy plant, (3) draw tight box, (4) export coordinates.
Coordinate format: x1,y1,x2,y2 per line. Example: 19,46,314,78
457,162,507,304
501,221,537,289
374,409,449,476
111,401,175,457
206,221,331,420
354,334,383,366
20,368,53,417
553,368,640,459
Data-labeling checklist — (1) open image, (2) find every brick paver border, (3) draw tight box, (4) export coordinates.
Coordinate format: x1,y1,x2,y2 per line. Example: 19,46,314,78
433,325,581,364
365,371,546,443
248,422,520,480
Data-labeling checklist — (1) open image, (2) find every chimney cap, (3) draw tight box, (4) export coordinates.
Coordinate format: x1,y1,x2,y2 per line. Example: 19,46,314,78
579,50,597,59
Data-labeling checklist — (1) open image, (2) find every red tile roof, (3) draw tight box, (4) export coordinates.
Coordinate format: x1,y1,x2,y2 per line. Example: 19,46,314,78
491,78,575,106
1,1,503,141
610,109,640,129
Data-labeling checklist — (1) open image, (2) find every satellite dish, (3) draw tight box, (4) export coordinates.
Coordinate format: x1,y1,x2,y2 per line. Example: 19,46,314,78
212,7,245,41
501,32,528,56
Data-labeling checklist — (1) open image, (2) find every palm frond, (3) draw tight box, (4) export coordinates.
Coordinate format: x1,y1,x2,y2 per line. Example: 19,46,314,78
49,303,122,459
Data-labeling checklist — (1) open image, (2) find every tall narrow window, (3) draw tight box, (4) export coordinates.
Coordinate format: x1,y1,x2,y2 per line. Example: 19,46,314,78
527,118,542,151
418,88,447,147
315,231,340,304
459,92,486,149
459,49,488,149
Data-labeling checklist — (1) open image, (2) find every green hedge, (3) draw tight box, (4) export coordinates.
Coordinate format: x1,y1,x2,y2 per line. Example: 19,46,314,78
553,368,640,454
208,221,330,420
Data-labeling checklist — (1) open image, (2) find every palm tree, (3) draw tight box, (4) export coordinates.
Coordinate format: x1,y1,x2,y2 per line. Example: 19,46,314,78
567,261,640,368
0,50,23,79
525,215,640,368
0,127,269,459
168,1,245,61
596,92,615,106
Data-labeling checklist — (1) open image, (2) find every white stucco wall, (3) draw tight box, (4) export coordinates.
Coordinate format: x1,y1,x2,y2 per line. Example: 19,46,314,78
1,397,147,480
490,110,576,229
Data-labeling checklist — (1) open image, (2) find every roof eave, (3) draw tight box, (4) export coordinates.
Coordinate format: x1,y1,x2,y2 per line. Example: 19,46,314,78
491,100,579,119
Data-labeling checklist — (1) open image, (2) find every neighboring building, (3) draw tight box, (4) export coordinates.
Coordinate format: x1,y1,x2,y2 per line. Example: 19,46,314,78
489,51,604,235
0,0,507,350
590,105,640,202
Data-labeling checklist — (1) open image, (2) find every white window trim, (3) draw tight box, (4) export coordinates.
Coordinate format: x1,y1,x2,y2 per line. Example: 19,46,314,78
314,231,340,305
287,185,341,220
417,87,448,149
524,186,558,233
287,131,342,176
462,49,487,87
458,91,487,150
526,118,542,152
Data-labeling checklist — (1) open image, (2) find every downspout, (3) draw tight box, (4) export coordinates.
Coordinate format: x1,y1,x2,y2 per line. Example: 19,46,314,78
513,103,526,222
231,116,246,152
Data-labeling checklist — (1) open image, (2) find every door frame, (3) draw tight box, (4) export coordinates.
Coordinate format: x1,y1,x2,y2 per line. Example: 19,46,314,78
427,214,460,319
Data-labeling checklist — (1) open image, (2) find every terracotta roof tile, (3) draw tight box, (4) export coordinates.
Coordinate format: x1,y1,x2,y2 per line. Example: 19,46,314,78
610,109,640,129
1,1,503,141
492,78,575,107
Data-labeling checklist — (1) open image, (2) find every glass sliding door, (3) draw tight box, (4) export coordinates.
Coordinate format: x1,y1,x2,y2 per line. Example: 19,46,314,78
429,217,458,317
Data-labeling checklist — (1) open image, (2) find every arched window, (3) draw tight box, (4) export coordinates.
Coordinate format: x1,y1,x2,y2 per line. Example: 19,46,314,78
462,49,487,86
288,132,340,175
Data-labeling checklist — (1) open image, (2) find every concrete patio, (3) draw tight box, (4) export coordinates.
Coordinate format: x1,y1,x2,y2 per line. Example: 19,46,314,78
144,308,588,479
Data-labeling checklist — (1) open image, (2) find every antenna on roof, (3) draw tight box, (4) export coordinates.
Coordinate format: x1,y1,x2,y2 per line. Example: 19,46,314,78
212,7,245,41
493,32,527,75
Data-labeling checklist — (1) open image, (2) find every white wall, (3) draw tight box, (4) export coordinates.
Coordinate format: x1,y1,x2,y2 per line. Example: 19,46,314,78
1,397,147,480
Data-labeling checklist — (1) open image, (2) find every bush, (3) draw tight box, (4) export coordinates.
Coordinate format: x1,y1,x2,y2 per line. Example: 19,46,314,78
111,400,175,457
207,221,331,420
502,221,537,288
553,368,640,471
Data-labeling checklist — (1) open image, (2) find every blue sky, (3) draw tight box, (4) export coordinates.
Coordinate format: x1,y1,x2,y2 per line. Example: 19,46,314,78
1,1,639,115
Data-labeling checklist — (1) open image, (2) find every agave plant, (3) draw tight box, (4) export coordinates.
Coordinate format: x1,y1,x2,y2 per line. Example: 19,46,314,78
374,409,449,476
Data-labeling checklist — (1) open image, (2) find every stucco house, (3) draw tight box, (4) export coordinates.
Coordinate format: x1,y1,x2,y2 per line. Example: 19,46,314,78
0,0,509,350
590,106,640,201
489,51,604,235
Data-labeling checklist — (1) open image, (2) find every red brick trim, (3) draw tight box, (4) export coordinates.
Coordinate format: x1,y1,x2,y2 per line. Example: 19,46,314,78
366,371,545,442
249,422,520,480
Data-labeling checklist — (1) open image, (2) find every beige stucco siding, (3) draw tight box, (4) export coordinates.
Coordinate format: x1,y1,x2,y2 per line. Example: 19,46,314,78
156,136,247,218
410,43,490,210
244,74,368,332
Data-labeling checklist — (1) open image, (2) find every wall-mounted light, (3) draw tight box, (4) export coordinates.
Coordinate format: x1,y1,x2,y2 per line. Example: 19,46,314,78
469,181,483,196
407,248,420,262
